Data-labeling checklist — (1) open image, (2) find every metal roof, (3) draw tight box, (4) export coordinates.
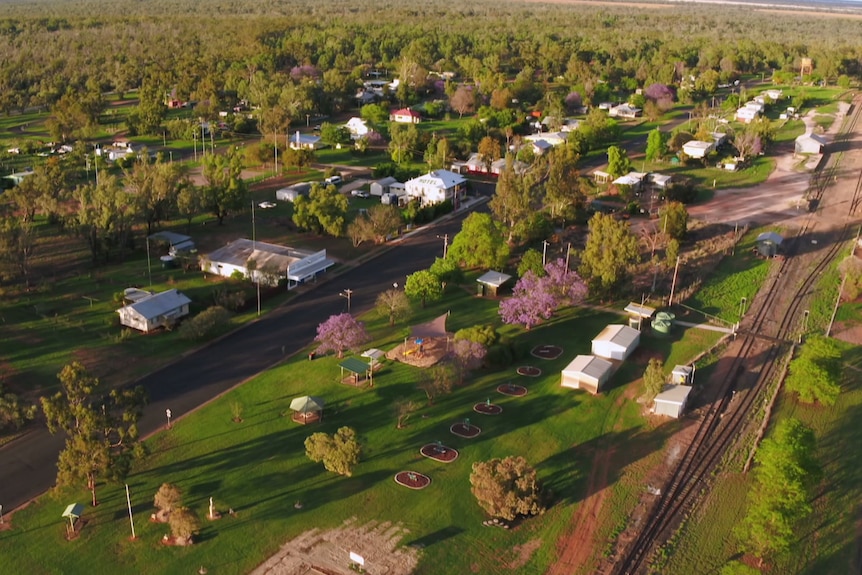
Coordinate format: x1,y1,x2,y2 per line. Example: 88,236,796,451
592,324,640,349
476,271,512,288
120,289,191,321
624,302,656,318
339,357,369,374
207,238,311,270
562,355,613,380
654,385,693,405
756,231,783,245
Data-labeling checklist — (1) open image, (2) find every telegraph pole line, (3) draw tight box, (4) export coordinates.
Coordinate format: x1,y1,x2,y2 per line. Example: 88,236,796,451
668,256,681,306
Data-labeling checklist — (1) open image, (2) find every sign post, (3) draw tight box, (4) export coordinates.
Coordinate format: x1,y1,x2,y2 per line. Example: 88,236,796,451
349,551,365,571
166,409,172,429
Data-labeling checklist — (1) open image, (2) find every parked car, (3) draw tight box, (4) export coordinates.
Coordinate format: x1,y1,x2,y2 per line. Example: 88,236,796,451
351,189,370,198
325,175,342,186
258,201,276,209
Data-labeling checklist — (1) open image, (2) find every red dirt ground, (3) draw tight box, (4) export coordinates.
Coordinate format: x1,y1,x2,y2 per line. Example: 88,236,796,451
547,446,615,575
516,365,542,377
420,443,459,463
450,423,481,438
531,345,563,360
473,403,503,415
394,471,430,490
497,383,528,397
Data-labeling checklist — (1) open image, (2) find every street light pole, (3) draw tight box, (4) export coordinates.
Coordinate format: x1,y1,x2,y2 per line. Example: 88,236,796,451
437,234,449,258
542,240,550,267
165,409,172,429
340,289,353,313
739,297,747,320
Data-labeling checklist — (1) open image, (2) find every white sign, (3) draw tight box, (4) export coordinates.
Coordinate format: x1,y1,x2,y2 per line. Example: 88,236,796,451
349,551,365,566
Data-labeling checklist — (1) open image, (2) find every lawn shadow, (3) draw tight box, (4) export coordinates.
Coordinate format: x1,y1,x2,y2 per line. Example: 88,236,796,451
405,525,464,548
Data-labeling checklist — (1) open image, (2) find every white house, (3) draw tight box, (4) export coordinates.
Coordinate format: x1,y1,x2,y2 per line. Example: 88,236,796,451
609,104,642,119
795,132,827,155
612,171,647,191
404,170,466,208
117,289,191,333
275,182,312,202
591,324,640,361
390,108,421,124
490,157,528,175
736,106,760,124
203,238,334,289
345,117,370,140
682,140,715,159
524,132,567,147
561,355,614,395
289,131,324,150
765,89,783,101
653,384,693,418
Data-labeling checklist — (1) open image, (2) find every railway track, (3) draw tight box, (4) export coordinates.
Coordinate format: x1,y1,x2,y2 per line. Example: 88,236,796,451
609,97,862,575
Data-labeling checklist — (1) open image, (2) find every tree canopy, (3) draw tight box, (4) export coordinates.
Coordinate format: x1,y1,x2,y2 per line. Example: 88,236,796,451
447,212,509,270
470,456,545,521
304,426,361,477
578,213,640,297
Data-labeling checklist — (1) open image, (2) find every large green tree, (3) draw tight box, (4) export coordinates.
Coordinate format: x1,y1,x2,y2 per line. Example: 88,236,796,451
72,173,137,263
292,183,349,236
645,128,668,162
490,158,541,243
544,146,585,224
660,201,688,241
41,362,147,506
202,147,248,225
785,336,842,406
447,212,510,270
404,269,443,308
304,426,361,477
470,456,545,521
579,212,640,296
606,145,631,178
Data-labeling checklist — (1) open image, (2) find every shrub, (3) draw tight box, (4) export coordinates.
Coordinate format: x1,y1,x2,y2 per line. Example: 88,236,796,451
454,324,499,346
168,507,200,544
178,305,231,341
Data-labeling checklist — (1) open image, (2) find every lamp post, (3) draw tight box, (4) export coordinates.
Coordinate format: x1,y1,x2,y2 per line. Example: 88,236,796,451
436,234,449,258
739,297,747,319
165,409,172,429
542,240,550,266
340,289,353,313
799,309,809,343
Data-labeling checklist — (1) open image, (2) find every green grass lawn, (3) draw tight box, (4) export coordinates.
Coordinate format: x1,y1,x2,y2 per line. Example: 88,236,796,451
0,287,719,575
685,229,775,323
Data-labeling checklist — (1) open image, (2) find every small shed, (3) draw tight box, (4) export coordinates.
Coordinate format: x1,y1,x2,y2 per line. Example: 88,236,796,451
561,355,614,395
370,176,398,197
671,365,693,385
591,324,640,361
795,132,827,155
653,384,693,418
476,271,513,297
756,231,783,257
682,140,715,159
148,231,195,255
624,302,657,330
276,182,312,202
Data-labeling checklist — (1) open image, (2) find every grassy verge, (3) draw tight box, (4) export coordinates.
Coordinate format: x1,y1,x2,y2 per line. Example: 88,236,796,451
0,287,720,575
685,228,774,323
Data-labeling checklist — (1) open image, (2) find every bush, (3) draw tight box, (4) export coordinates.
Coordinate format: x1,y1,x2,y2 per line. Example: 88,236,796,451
454,324,499,346
178,305,231,341
168,507,200,543
486,343,513,368
213,288,247,311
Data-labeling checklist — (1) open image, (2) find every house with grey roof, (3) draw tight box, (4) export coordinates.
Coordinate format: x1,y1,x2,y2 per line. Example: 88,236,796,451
117,289,191,333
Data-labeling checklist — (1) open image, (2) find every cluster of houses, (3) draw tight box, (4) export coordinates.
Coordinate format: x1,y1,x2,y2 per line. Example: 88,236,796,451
735,89,783,124
559,304,694,419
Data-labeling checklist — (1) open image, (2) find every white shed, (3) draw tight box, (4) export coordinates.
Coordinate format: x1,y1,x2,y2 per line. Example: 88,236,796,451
591,324,640,361
795,132,827,155
682,140,715,159
653,385,693,418
370,176,398,197
117,289,191,333
561,355,614,395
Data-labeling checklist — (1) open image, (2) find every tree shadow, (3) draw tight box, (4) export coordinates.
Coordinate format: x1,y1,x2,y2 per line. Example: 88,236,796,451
405,525,464,548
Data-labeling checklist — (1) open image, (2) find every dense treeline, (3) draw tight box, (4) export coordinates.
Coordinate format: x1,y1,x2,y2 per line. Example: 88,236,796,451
0,0,860,116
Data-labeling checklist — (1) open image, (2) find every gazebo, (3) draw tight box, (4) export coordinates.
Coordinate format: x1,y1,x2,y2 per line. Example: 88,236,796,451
339,357,371,386
62,503,85,538
289,396,325,424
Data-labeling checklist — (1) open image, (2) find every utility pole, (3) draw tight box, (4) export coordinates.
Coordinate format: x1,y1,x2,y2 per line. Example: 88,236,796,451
668,256,681,306
564,243,571,276
542,240,550,267
437,234,449,258
125,484,136,540
193,129,198,162
274,134,278,178
252,201,260,316
826,274,847,337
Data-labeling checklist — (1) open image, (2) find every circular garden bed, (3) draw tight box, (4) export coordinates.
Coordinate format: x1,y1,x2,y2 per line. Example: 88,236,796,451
497,383,528,397
394,471,431,490
420,443,459,463
516,366,541,377
531,345,563,360
450,422,481,438
473,402,503,415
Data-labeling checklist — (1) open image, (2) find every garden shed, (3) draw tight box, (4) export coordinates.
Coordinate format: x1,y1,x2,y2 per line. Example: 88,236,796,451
370,176,398,197
795,132,827,155
591,324,640,361
275,182,312,202
672,365,694,384
476,271,512,297
653,385,693,418
561,355,613,395
755,231,783,258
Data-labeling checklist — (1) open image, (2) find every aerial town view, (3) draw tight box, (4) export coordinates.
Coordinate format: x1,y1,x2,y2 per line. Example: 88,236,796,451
1,0,861,573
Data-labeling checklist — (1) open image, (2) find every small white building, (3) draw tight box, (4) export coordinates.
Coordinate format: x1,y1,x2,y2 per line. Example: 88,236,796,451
795,132,827,155
591,324,640,361
370,176,399,196
735,106,760,124
612,171,647,191
561,355,614,395
609,104,642,119
524,132,567,148
671,365,694,385
275,182,312,202
345,117,370,139
390,108,421,124
682,140,715,159
203,238,334,289
289,131,324,150
653,384,693,418
476,270,512,297
404,170,466,208
117,289,191,333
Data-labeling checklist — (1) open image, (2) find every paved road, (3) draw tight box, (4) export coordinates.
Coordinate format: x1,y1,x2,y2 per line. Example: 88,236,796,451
0,202,485,512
